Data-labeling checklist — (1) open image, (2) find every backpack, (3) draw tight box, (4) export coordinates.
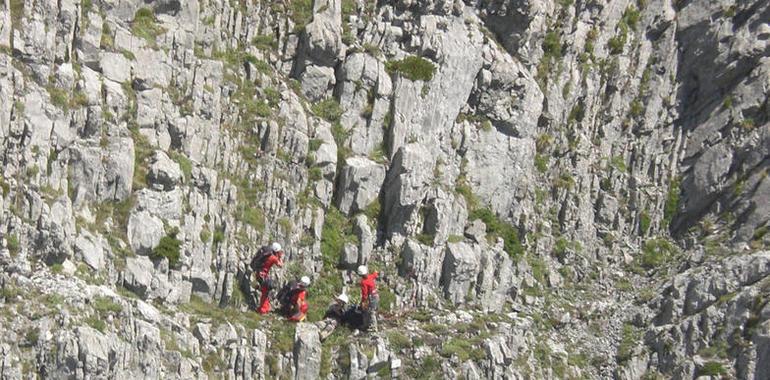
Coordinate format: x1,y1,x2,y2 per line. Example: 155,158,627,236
249,246,273,272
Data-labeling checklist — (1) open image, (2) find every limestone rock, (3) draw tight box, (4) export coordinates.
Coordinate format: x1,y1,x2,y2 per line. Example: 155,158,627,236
335,156,386,216
293,323,321,380
148,150,183,191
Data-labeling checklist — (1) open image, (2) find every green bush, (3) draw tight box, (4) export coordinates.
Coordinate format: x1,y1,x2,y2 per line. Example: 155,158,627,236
7,234,19,255
542,31,562,58
252,34,276,50
47,86,69,111
608,19,629,55
440,337,486,362
212,228,224,246
311,99,344,123
385,56,436,82
698,362,727,376
622,6,641,31
617,323,640,363
152,227,182,267
289,0,313,32
639,211,651,235
170,151,193,181
239,207,265,231
469,208,524,260
639,237,678,269
92,296,123,314
131,8,165,45
85,316,107,332
662,176,680,228
534,154,549,173
321,207,356,269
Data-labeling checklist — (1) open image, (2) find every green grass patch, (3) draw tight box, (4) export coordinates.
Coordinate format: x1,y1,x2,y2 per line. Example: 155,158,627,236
468,208,524,260
697,362,727,377
617,323,640,363
289,0,313,32
131,8,166,46
638,237,678,269
169,151,193,181
639,211,651,235
385,56,436,81
662,176,680,228
7,234,20,256
92,296,123,314
181,295,260,330
311,98,344,123
151,227,182,267
534,154,549,173
440,337,486,362
85,316,107,333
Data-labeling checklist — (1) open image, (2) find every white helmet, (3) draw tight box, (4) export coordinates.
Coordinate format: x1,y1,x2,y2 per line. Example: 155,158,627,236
336,293,349,304
271,242,282,252
300,276,311,286
357,265,368,276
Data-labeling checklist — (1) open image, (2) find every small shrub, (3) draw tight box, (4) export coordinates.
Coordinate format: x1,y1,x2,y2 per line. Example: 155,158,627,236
7,234,20,255
698,362,727,377
639,237,678,269
542,31,562,58
416,233,435,246
85,316,107,332
47,86,70,111
662,176,681,228
152,227,182,267
212,227,225,246
92,296,123,314
388,331,412,351
610,155,628,172
239,207,265,231
131,8,165,46
607,24,628,55
25,327,40,345
311,99,344,123
252,34,276,50
617,323,640,363
469,208,524,260
440,337,486,362
622,6,641,31
200,228,211,242
639,211,651,235
385,56,436,82
169,151,193,181
535,154,549,173
289,0,313,32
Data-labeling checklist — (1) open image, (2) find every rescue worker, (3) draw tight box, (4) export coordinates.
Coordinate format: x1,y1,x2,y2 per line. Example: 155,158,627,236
357,265,379,332
253,242,284,314
287,276,311,322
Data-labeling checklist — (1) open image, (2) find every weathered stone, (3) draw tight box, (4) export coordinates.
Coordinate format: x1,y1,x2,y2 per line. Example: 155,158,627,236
293,323,321,380
127,210,165,255
147,150,183,191
335,156,386,216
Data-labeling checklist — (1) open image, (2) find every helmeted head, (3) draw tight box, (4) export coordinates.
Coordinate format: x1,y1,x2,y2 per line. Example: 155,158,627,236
356,265,368,277
271,242,282,252
336,293,349,304
300,276,311,287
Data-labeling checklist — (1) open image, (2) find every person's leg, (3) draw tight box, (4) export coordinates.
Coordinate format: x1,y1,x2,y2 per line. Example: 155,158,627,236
257,284,270,314
369,295,379,332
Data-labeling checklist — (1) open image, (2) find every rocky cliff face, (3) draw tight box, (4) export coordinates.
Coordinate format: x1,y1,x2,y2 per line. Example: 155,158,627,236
0,0,768,379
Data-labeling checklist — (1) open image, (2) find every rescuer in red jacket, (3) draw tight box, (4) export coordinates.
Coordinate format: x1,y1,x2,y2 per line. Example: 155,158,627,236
357,265,379,332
